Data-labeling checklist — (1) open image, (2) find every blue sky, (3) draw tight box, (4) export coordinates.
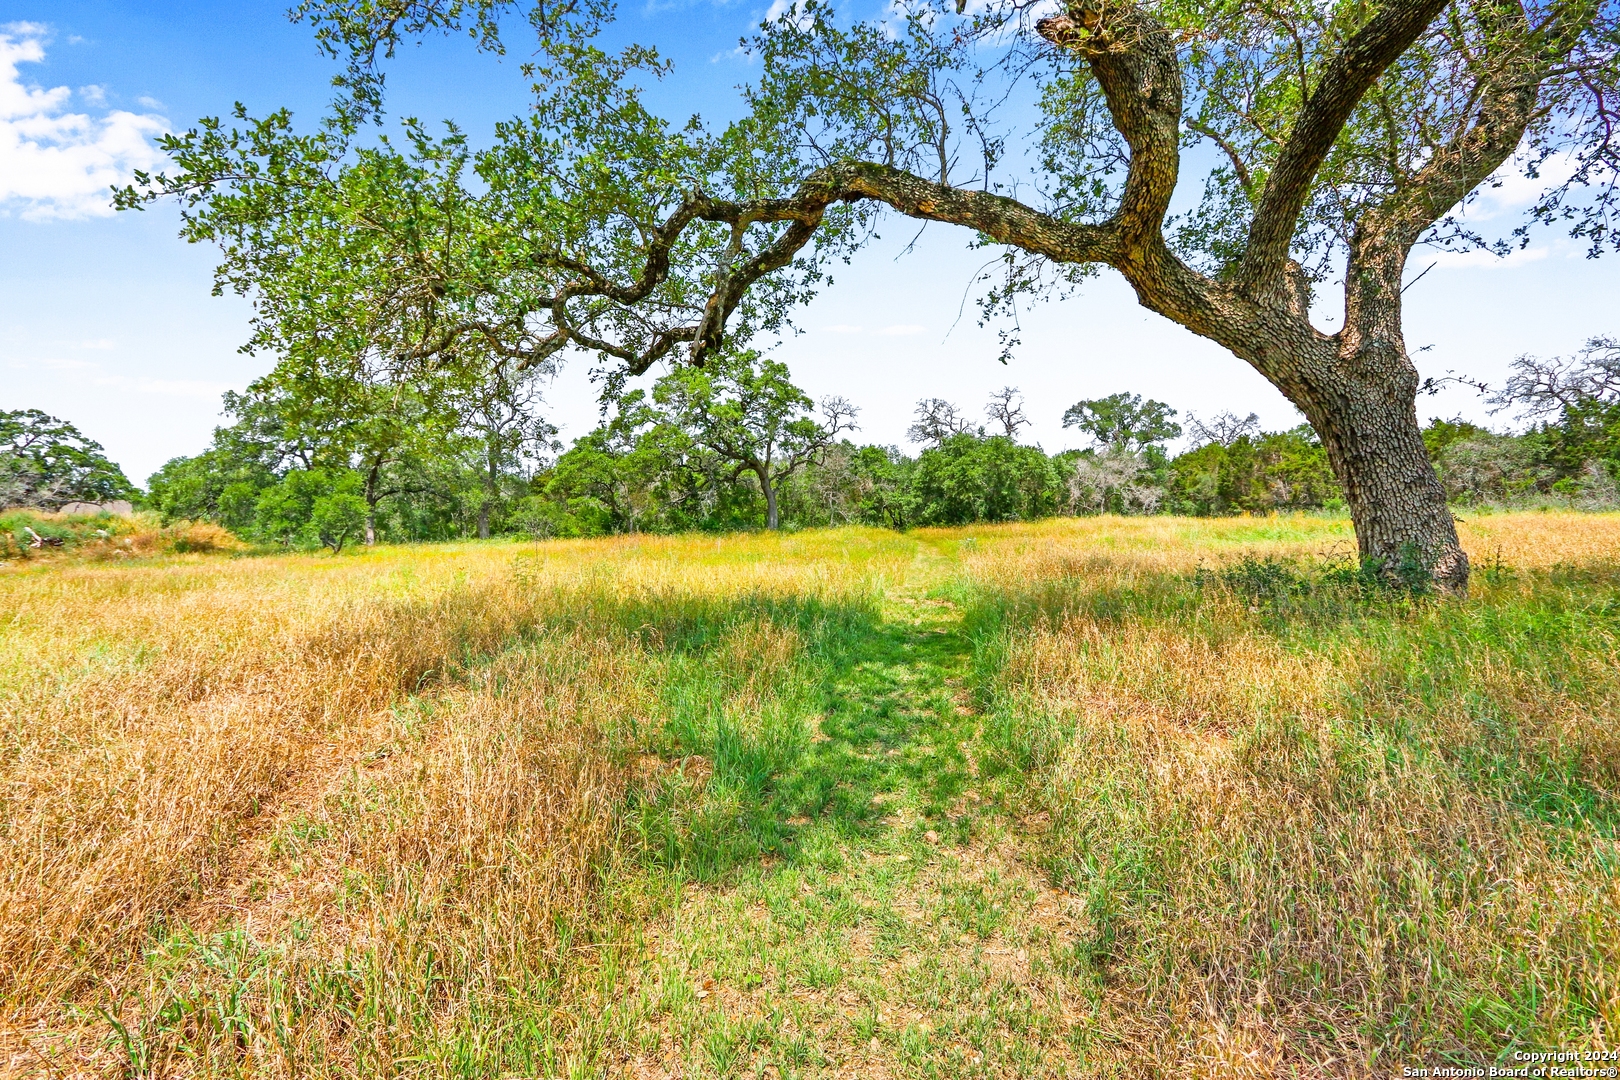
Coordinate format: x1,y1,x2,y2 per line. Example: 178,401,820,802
3,1,1617,486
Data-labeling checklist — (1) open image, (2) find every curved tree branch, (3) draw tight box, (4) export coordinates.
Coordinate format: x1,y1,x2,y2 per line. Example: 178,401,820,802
1239,0,1454,291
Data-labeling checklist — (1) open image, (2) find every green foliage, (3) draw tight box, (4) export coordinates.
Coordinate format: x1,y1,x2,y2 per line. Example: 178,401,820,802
1062,393,1179,453
1061,393,1181,451
1429,342,1620,508
147,351,559,545
310,486,369,552
1422,416,1488,459
1167,425,1340,515
0,409,137,509
151,357,1620,550
908,434,1059,526
121,0,1620,577
651,350,853,529
254,470,340,548
147,447,276,532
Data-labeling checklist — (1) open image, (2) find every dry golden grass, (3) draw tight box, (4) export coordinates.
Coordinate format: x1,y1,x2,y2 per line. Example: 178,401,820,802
1458,509,1620,568
1,511,244,563
3,514,1618,1077
0,530,907,1074
970,515,1620,1074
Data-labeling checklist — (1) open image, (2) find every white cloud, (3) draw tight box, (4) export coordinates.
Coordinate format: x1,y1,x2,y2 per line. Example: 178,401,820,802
0,25,168,220
1431,245,1551,271
136,95,163,110
1451,150,1582,224
78,83,104,105
764,0,814,28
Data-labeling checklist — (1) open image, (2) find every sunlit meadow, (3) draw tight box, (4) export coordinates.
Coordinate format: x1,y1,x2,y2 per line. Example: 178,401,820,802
1,513,1617,1077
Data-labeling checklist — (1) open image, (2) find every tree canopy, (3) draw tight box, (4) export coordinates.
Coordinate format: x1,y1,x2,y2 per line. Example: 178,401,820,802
123,0,1620,585
650,350,856,528
0,410,137,509
1062,392,1182,451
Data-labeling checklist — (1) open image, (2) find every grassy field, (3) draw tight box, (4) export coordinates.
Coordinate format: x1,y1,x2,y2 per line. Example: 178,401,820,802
2,513,1618,1077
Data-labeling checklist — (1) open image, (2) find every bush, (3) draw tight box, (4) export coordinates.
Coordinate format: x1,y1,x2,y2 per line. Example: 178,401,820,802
1436,434,1556,505
0,511,243,561
1167,426,1340,515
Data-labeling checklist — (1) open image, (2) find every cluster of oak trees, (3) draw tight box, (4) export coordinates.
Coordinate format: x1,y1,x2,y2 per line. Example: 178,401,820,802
138,350,1344,546
136,334,1620,546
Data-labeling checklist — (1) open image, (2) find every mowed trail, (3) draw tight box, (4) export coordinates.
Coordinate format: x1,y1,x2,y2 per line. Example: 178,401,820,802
565,538,1101,1077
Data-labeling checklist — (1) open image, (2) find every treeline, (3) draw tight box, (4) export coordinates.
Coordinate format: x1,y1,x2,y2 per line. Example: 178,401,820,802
1421,337,1620,508
136,345,1359,545
530,389,1347,535
145,358,558,551
10,338,1618,548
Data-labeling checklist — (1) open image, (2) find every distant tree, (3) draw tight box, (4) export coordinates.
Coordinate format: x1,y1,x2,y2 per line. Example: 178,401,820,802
984,387,1030,441
1490,336,1620,480
254,470,335,548
544,392,701,535
248,469,371,551
0,410,136,509
1420,417,1490,461
146,446,275,531
450,358,560,538
909,433,1058,525
653,351,856,529
232,366,466,545
1167,425,1339,514
1069,448,1165,515
1493,337,1620,418
1434,434,1556,505
1186,411,1261,448
310,478,369,552
907,399,979,447
1062,394,1181,453
844,445,913,529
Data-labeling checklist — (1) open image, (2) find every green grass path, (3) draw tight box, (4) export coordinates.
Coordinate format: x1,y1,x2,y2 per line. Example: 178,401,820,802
576,542,1092,1079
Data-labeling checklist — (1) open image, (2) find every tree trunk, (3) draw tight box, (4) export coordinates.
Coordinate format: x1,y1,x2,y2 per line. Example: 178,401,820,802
1315,223,1467,589
1305,376,1466,588
755,465,779,530
363,463,381,546
1247,295,1468,589
477,440,499,540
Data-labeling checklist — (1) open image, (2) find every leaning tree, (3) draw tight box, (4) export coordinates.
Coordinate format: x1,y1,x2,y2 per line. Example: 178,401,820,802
126,0,1620,585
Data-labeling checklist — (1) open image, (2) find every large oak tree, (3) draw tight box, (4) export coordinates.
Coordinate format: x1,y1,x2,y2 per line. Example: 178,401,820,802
126,0,1620,585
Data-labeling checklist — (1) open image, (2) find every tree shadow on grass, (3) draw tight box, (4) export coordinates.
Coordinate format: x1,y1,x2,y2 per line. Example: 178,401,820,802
606,590,980,884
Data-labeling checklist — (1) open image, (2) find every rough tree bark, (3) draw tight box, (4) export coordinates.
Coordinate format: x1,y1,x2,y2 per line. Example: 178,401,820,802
754,462,781,530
